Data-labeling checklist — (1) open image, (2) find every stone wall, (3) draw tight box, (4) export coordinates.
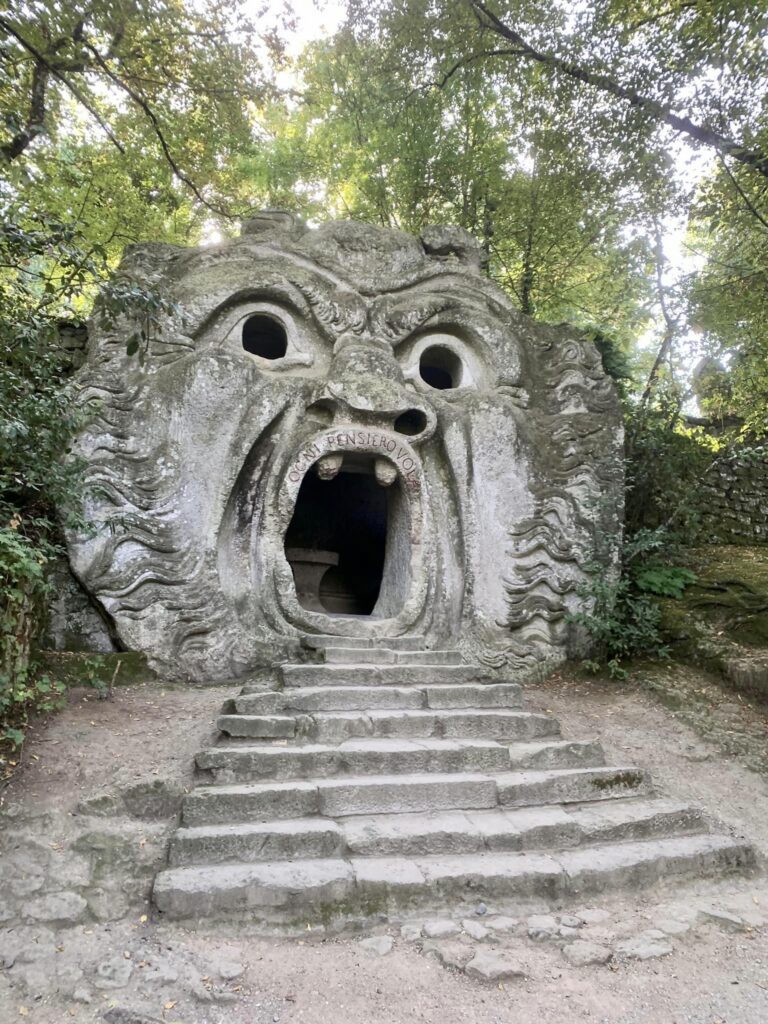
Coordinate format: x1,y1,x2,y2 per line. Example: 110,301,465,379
696,452,768,544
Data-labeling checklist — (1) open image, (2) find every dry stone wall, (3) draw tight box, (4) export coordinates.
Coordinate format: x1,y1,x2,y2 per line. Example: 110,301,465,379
696,451,768,545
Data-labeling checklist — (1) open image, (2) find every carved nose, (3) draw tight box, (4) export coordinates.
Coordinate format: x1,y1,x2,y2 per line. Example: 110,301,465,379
318,343,436,443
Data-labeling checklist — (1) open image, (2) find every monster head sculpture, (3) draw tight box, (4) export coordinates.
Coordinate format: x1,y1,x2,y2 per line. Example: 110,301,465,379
67,213,623,680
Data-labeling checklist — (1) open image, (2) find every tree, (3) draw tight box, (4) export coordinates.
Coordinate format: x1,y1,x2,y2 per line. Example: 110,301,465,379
0,0,280,753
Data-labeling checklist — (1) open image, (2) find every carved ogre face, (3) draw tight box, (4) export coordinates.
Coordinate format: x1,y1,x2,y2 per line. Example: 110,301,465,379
68,214,623,680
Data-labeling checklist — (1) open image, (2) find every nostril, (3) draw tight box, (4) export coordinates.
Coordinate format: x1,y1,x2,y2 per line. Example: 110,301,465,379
394,408,428,436
306,399,335,427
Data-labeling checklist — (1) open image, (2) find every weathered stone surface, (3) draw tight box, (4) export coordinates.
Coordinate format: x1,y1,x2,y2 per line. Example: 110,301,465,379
616,934,674,960
85,887,131,921
527,914,559,941
92,956,134,989
22,891,88,925
400,923,423,941
563,940,612,966
421,940,471,970
464,949,526,982
697,907,749,931
76,792,124,817
423,918,461,939
66,213,623,680
358,935,393,956
654,917,692,936
102,1009,165,1024
121,779,184,820
461,919,490,941
485,915,519,933
575,908,611,925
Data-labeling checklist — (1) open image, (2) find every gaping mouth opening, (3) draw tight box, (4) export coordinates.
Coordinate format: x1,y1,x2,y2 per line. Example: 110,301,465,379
284,452,410,618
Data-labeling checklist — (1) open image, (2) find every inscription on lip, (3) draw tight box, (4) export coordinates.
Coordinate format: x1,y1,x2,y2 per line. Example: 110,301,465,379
287,430,419,487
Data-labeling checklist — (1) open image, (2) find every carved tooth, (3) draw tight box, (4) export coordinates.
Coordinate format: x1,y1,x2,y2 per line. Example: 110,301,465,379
316,454,343,480
375,458,397,487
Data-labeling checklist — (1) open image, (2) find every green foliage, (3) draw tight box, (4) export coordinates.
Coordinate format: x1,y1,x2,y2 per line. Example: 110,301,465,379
568,528,696,678
624,385,719,536
634,564,697,599
0,528,66,749
0,205,181,755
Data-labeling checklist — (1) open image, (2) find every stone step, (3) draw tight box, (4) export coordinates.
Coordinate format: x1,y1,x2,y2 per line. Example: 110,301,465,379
168,798,707,866
197,737,517,780
322,648,463,665
200,738,603,781
278,664,492,689
495,765,652,807
182,765,651,825
301,635,428,651
234,682,523,714
153,833,755,921
216,708,560,743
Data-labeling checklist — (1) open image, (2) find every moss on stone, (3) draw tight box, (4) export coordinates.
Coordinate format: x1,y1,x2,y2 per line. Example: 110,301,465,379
38,650,157,688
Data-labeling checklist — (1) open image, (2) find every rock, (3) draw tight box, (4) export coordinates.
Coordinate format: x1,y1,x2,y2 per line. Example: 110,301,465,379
575,908,610,926
102,1010,165,1024
400,924,422,941
142,959,180,985
461,919,490,942
563,940,612,966
358,935,393,956
654,918,691,937
698,907,748,932
423,919,460,939
616,935,674,960
0,900,16,923
485,915,518,933
22,891,88,925
558,925,581,940
559,914,583,929
54,853,92,887
420,224,484,270
121,779,183,820
474,902,488,916
92,956,135,989
86,887,130,922
464,949,526,982
73,987,93,1004
421,941,470,970
527,914,559,941
58,964,84,988
218,960,245,980
76,792,123,817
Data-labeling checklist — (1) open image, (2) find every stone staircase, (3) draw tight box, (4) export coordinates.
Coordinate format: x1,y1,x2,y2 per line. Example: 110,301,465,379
152,640,757,925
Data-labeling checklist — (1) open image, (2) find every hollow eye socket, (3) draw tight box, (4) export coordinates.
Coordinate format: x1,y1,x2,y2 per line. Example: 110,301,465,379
242,313,288,360
394,409,428,436
419,344,463,390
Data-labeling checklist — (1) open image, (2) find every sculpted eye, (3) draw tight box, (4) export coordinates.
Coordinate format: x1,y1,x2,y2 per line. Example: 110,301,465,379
419,344,463,390
242,313,288,360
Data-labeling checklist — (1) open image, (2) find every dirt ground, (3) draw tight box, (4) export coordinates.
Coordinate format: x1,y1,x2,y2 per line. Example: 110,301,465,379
2,665,768,1024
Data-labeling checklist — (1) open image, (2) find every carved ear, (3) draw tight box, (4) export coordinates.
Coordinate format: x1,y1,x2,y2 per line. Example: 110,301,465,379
240,209,307,240
420,225,484,272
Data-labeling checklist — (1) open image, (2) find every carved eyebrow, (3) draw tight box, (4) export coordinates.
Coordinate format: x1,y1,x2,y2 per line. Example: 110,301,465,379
193,284,310,337
371,297,465,347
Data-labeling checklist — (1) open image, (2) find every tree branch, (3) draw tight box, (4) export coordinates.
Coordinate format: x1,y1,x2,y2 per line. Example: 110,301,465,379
0,16,125,160
716,152,768,233
638,224,677,413
80,38,234,219
1,58,48,162
433,47,526,90
469,0,768,181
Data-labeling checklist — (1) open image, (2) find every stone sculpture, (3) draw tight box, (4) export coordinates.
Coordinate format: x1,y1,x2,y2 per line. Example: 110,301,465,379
66,212,623,680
